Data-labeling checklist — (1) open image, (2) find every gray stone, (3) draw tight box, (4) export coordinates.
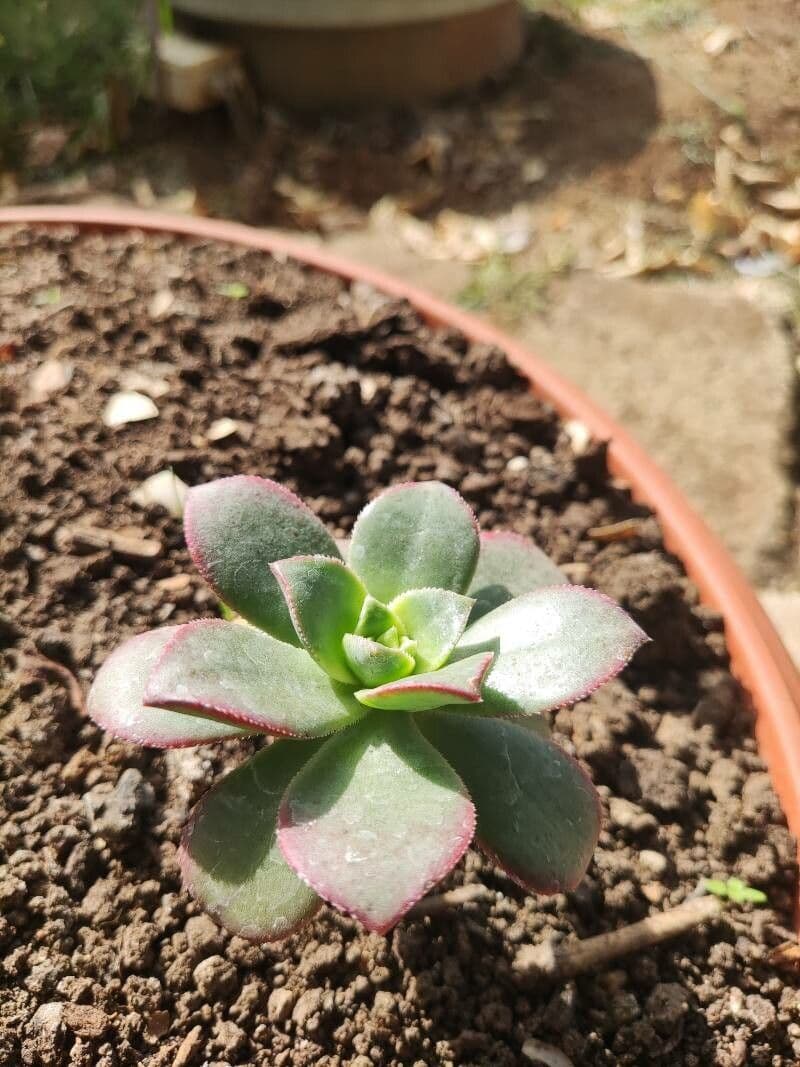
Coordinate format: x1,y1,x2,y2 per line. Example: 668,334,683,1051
83,767,154,839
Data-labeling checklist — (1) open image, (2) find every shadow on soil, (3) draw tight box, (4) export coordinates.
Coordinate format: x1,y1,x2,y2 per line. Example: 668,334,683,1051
115,14,660,227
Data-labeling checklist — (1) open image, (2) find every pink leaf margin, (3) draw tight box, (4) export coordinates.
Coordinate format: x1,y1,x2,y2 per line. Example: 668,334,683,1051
276,727,478,935
143,619,302,738
357,651,494,707
476,743,602,895
184,475,338,606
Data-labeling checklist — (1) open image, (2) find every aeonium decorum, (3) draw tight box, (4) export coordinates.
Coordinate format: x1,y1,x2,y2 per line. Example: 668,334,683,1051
88,478,648,939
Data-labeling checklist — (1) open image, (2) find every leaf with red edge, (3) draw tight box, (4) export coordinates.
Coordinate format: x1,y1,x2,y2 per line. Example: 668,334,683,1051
455,586,648,717
271,556,366,683
144,620,366,738
278,714,476,934
355,653,494,712
349,481,479,603
342,632,415,687
468,531,567,622
180,740,322,941
184,476,340,645
389,588,474,672
419,712,601,892
87,627,254,748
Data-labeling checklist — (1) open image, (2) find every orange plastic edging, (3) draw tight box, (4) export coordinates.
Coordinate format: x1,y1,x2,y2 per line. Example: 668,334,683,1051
4,205,800,919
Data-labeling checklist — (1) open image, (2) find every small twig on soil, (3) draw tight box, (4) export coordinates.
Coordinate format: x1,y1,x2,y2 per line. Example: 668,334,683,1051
18,653,87,717
514,895,723,983
521,1037,575,1067
407,884,494,919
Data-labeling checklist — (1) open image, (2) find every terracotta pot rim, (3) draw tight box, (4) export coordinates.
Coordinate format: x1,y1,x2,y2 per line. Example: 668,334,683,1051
4,204,799,922
171,0,509,28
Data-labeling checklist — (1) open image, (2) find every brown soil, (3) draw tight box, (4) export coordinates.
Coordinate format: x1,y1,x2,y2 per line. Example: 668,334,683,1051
1,226,798,1067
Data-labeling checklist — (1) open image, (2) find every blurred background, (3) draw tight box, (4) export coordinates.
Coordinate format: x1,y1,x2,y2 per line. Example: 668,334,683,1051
2,0,799,653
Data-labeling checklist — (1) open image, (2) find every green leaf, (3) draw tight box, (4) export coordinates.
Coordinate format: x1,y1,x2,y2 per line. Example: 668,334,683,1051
278,714,476,933
349,481,480,603
354,595,397,639
704,877,768,905
342,633,415,688
355,652,494,712
87,627,254,748
419,712,601,892
389,588,474,672
184,476,341,645
468,531,567,622
180,740,322,940
456,586,648,716
218,281,249,299
144,620,366,738
702,878,729,898
271,556,366,683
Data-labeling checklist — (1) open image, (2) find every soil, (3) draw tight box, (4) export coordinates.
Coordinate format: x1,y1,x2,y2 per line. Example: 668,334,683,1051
1,225,798,1067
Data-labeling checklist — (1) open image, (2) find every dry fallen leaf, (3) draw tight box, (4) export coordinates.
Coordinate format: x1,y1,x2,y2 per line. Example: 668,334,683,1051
63,525,162,559
0,340,17,363
522,1037,574,1067
768,941,800,973
29,358,73,401
703,24,741,57
103,391,159,428
733,161,783,188
759,184,800,215
587,518,643,543
131,470,188,518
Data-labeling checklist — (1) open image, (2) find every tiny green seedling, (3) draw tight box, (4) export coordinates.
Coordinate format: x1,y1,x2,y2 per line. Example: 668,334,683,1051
703,877,768,906
88,478,647,939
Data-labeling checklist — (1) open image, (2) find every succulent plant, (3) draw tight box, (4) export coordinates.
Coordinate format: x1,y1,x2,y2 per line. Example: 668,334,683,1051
88,477,647,939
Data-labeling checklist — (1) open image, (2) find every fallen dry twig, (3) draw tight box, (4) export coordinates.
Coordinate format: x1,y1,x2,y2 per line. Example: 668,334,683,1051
18,652,87,718
407,884,494,919
514,895,723,982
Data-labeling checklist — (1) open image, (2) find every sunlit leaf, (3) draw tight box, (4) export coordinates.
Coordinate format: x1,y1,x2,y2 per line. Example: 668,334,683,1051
390,587,474,672
144,620,365,737
342,632,415,688
278,714,475,933
456,586,648,716
271,556,366,683
468,530,566,622
355,653,493,712
87,627,253,748
184,476,340,644
349,481,479,602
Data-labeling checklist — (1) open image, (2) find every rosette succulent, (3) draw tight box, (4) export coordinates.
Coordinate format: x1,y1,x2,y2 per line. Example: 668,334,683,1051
88,477,647,939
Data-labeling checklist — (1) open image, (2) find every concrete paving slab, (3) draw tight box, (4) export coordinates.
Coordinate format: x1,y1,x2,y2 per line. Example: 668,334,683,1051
323,228,794,583
520,274,794,583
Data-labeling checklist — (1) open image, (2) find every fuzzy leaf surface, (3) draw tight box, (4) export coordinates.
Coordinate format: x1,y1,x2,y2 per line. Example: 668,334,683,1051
145,620,365,737
278,714,475,933
87,627,253,748
390,588,474,672
355,652,494,712
355,595,397,639
349,481,479,603
271,556,366,683
456,586,648,716
342,633,416,687
419,712,600,892
180,740,322,940
184,476,340,644
468,531,567,622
